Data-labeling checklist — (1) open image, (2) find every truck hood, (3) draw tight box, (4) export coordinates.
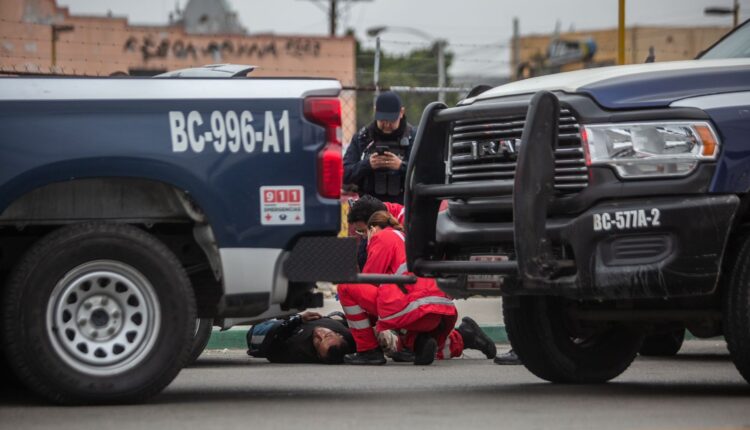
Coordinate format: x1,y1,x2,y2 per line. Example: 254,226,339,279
471,58,750,109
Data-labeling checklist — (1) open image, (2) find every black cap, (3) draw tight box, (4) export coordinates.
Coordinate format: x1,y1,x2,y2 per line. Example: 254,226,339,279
375,91,403,122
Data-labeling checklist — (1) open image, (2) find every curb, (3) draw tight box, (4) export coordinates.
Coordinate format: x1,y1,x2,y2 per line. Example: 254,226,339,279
206,324,509,350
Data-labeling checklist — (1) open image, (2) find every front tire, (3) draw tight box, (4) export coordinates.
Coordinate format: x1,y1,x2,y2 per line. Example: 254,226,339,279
187,318,213,365
504,296,643,383
723,232,750,384
1,223,196,404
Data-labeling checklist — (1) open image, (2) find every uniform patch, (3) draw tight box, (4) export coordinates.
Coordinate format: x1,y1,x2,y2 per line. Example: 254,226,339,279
260,186,305,225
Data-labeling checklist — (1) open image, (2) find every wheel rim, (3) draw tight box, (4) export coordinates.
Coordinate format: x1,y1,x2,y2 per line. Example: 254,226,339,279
46,260,161,376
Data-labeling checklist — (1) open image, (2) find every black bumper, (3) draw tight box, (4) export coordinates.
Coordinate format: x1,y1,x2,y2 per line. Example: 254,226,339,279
437,194,738,299
404,91,739,300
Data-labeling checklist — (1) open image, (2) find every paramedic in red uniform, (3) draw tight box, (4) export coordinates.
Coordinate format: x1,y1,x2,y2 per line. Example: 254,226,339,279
347,195,405,270
347,197,496,362
338,211,495,365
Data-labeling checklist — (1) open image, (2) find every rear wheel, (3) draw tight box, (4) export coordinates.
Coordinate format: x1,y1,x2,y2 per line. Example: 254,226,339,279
1,223,196,404
1,345,24,390
187,318,213,365
723,233,750,384
504,296,643,383
639,329,685,357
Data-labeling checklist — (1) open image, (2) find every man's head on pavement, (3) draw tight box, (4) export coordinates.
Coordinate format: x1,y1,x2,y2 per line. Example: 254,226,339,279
374,91,405,134
312,326,349,364
348,195,387,236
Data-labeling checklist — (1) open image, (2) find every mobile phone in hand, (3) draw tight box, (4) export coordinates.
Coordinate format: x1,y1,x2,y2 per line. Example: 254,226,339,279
375,145,388,155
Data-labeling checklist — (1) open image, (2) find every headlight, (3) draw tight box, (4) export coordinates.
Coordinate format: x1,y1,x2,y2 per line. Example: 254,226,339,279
582,122,719,178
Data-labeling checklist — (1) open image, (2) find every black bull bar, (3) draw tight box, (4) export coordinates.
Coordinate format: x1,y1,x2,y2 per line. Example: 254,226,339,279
404,90,574,288
283,91,570,288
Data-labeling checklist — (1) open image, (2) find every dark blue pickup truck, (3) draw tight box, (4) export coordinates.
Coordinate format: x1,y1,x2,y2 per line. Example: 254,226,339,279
405,22,750,384
0,65,359,404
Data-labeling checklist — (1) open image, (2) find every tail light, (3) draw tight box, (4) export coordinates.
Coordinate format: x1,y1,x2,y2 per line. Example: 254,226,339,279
304,97,343,199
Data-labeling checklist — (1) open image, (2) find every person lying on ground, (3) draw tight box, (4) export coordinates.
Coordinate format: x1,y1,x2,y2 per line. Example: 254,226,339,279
246,311,355,364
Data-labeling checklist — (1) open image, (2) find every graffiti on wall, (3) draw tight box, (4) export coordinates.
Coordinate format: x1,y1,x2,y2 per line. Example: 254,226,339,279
123,35,321,62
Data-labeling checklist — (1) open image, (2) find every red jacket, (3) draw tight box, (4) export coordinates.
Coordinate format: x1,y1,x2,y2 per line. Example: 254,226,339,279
361,228,456,332
383,202,406,225
362,227,406,275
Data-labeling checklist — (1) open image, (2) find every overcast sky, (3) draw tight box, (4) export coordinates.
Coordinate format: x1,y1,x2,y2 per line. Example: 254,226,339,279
58,0,747,77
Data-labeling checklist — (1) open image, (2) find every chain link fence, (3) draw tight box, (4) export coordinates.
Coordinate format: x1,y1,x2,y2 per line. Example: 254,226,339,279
339,85,475,146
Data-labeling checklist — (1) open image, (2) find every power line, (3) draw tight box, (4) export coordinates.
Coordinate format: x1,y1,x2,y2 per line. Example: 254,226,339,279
296,0,372,36
363,39,508,49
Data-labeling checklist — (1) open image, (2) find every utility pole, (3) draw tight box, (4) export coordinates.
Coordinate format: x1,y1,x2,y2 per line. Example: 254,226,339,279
735,0,740,27
299,0,372,37
618,0,626,65
705,0,740,28
374,35,381,106
512,18,520,78
329,0,337,37
437,40,446,103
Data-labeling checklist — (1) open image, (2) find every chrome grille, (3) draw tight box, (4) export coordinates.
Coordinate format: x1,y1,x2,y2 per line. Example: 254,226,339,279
447,109,588,194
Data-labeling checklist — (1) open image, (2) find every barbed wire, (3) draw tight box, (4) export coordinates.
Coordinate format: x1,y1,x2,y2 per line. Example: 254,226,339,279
363,39,509,49
1,17,732,49
1,44,516,69
1,42,703,76
594,47,700,55
0,54,361,75
0,63,500,80
518,45,706,56
0,20,712,80
0,34,510,58
0,35,368,60
2,19,715,63
450,58,512,64
357,70,453,78
2,16,734,38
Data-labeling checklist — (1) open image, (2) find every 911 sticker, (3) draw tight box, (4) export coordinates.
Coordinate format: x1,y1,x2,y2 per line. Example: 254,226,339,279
260,186,304,225
169,110,291,154
593,208,661,232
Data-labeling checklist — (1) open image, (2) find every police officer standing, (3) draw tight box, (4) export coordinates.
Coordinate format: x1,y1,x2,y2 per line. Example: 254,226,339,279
343,91,415,203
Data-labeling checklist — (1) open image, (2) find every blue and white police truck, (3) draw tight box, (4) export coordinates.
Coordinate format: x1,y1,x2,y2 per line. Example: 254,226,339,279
404,22,750,384
0,65,359,404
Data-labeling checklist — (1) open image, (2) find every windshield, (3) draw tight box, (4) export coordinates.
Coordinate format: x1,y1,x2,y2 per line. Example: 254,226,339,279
701,20,750,59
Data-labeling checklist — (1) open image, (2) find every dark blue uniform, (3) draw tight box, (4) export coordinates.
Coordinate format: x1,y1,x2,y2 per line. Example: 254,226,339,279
247,316,355,364
343,120,416,203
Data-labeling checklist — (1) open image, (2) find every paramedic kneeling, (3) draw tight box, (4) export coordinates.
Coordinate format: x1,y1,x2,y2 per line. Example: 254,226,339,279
337,211,459,365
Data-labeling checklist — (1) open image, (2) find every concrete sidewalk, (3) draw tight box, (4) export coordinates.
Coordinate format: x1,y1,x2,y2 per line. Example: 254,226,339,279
313,297,503,324
207,297,506,349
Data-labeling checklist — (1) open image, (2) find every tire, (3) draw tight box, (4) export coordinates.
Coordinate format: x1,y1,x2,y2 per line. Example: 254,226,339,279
1,223,196,404
504,296,643,383
723,232,750,384
639,329,685,356
187,318,213,365
1,347,25,390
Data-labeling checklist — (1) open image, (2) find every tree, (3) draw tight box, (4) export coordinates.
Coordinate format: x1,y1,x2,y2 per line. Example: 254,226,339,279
353,37,457,130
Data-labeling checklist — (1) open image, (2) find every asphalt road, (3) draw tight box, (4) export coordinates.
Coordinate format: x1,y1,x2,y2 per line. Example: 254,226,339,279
2,340,749,430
